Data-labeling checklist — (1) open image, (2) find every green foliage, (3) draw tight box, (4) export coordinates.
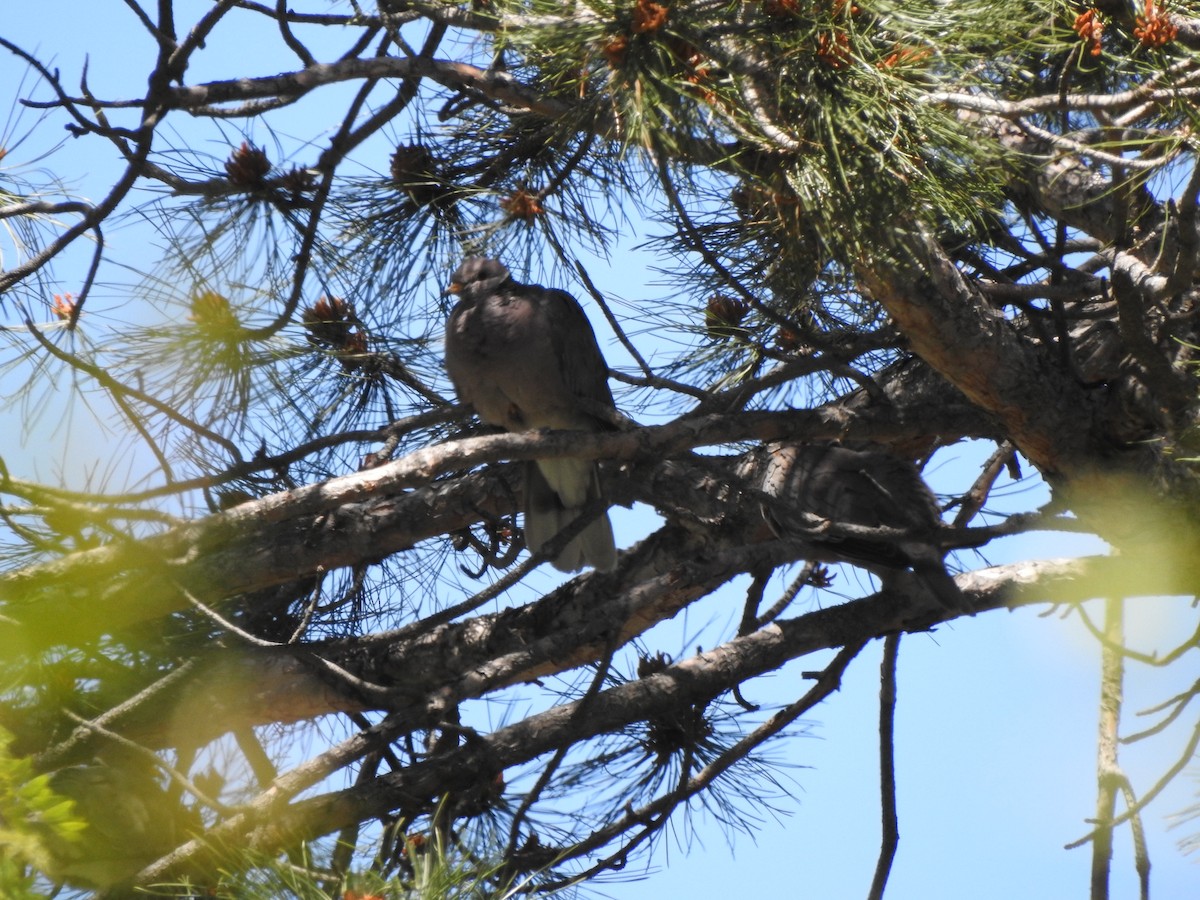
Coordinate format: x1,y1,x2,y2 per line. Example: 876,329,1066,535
488,0,1064,256
0,727,86,897
148,828,525,900
3,0,1200,895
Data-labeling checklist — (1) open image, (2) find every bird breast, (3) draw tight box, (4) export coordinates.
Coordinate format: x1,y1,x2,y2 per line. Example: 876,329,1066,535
447,293,586,432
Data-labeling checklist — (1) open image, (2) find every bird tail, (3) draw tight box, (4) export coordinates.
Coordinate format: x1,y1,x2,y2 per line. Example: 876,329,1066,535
524,461,616,572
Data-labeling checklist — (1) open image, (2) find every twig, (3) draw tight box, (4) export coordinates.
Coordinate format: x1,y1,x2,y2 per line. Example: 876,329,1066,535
737,568,769,636
867,634,900,900
23,316,246,461
275,0,318,67
504,642,618,858
35,660,200,771
536,640,868,888
1067,712,1200,848
755,562,816,629
130,710,414,883
1118,775,1150,900
1123,679,1200,742
1088,597,1123,900
60,710,232,816
182,583,400,704
952,441,1014,527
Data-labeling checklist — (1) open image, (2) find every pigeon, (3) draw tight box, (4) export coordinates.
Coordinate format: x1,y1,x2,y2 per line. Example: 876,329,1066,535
747,442,966,611
444,257,617,572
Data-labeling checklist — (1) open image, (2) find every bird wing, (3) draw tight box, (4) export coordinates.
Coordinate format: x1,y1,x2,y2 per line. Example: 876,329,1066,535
538,286,616,424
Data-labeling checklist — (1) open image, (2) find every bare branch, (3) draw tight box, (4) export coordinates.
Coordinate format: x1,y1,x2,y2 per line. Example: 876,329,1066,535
867,634,900,900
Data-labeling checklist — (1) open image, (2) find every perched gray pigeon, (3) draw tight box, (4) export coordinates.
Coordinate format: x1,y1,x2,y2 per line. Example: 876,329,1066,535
747,442,965,611
444,257,617,572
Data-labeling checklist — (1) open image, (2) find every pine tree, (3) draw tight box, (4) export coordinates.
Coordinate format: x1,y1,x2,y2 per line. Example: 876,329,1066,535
1,1,1199,896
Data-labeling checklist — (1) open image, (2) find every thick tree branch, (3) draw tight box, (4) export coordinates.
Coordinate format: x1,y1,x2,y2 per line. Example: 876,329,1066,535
27,549,1191,770
127,551,1173,882
0,386,990,658
859,225,1099,474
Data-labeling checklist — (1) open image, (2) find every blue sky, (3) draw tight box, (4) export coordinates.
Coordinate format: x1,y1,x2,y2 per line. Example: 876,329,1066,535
2,3,1198,898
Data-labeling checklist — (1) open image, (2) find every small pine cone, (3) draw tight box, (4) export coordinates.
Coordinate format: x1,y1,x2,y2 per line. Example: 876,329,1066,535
602,34,630,67
189,289,239,331
809,564,835,588
816,31,853,69
390,143,444,205
705,294,748,339
637,651,672,678
631,0,669,33
51,293,77,321
1134,2,1177,47
762,0,800,17
302,296,356,346
774,325,805,353
280,166,317,196
402,833,428,858
224,142,271,187
338,329,369,371
500,190,545,220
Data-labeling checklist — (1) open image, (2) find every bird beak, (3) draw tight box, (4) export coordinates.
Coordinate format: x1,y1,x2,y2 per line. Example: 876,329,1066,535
443,281,464,297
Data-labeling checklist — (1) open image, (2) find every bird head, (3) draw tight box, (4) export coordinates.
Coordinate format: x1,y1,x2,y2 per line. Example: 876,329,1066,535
445,257,511,297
